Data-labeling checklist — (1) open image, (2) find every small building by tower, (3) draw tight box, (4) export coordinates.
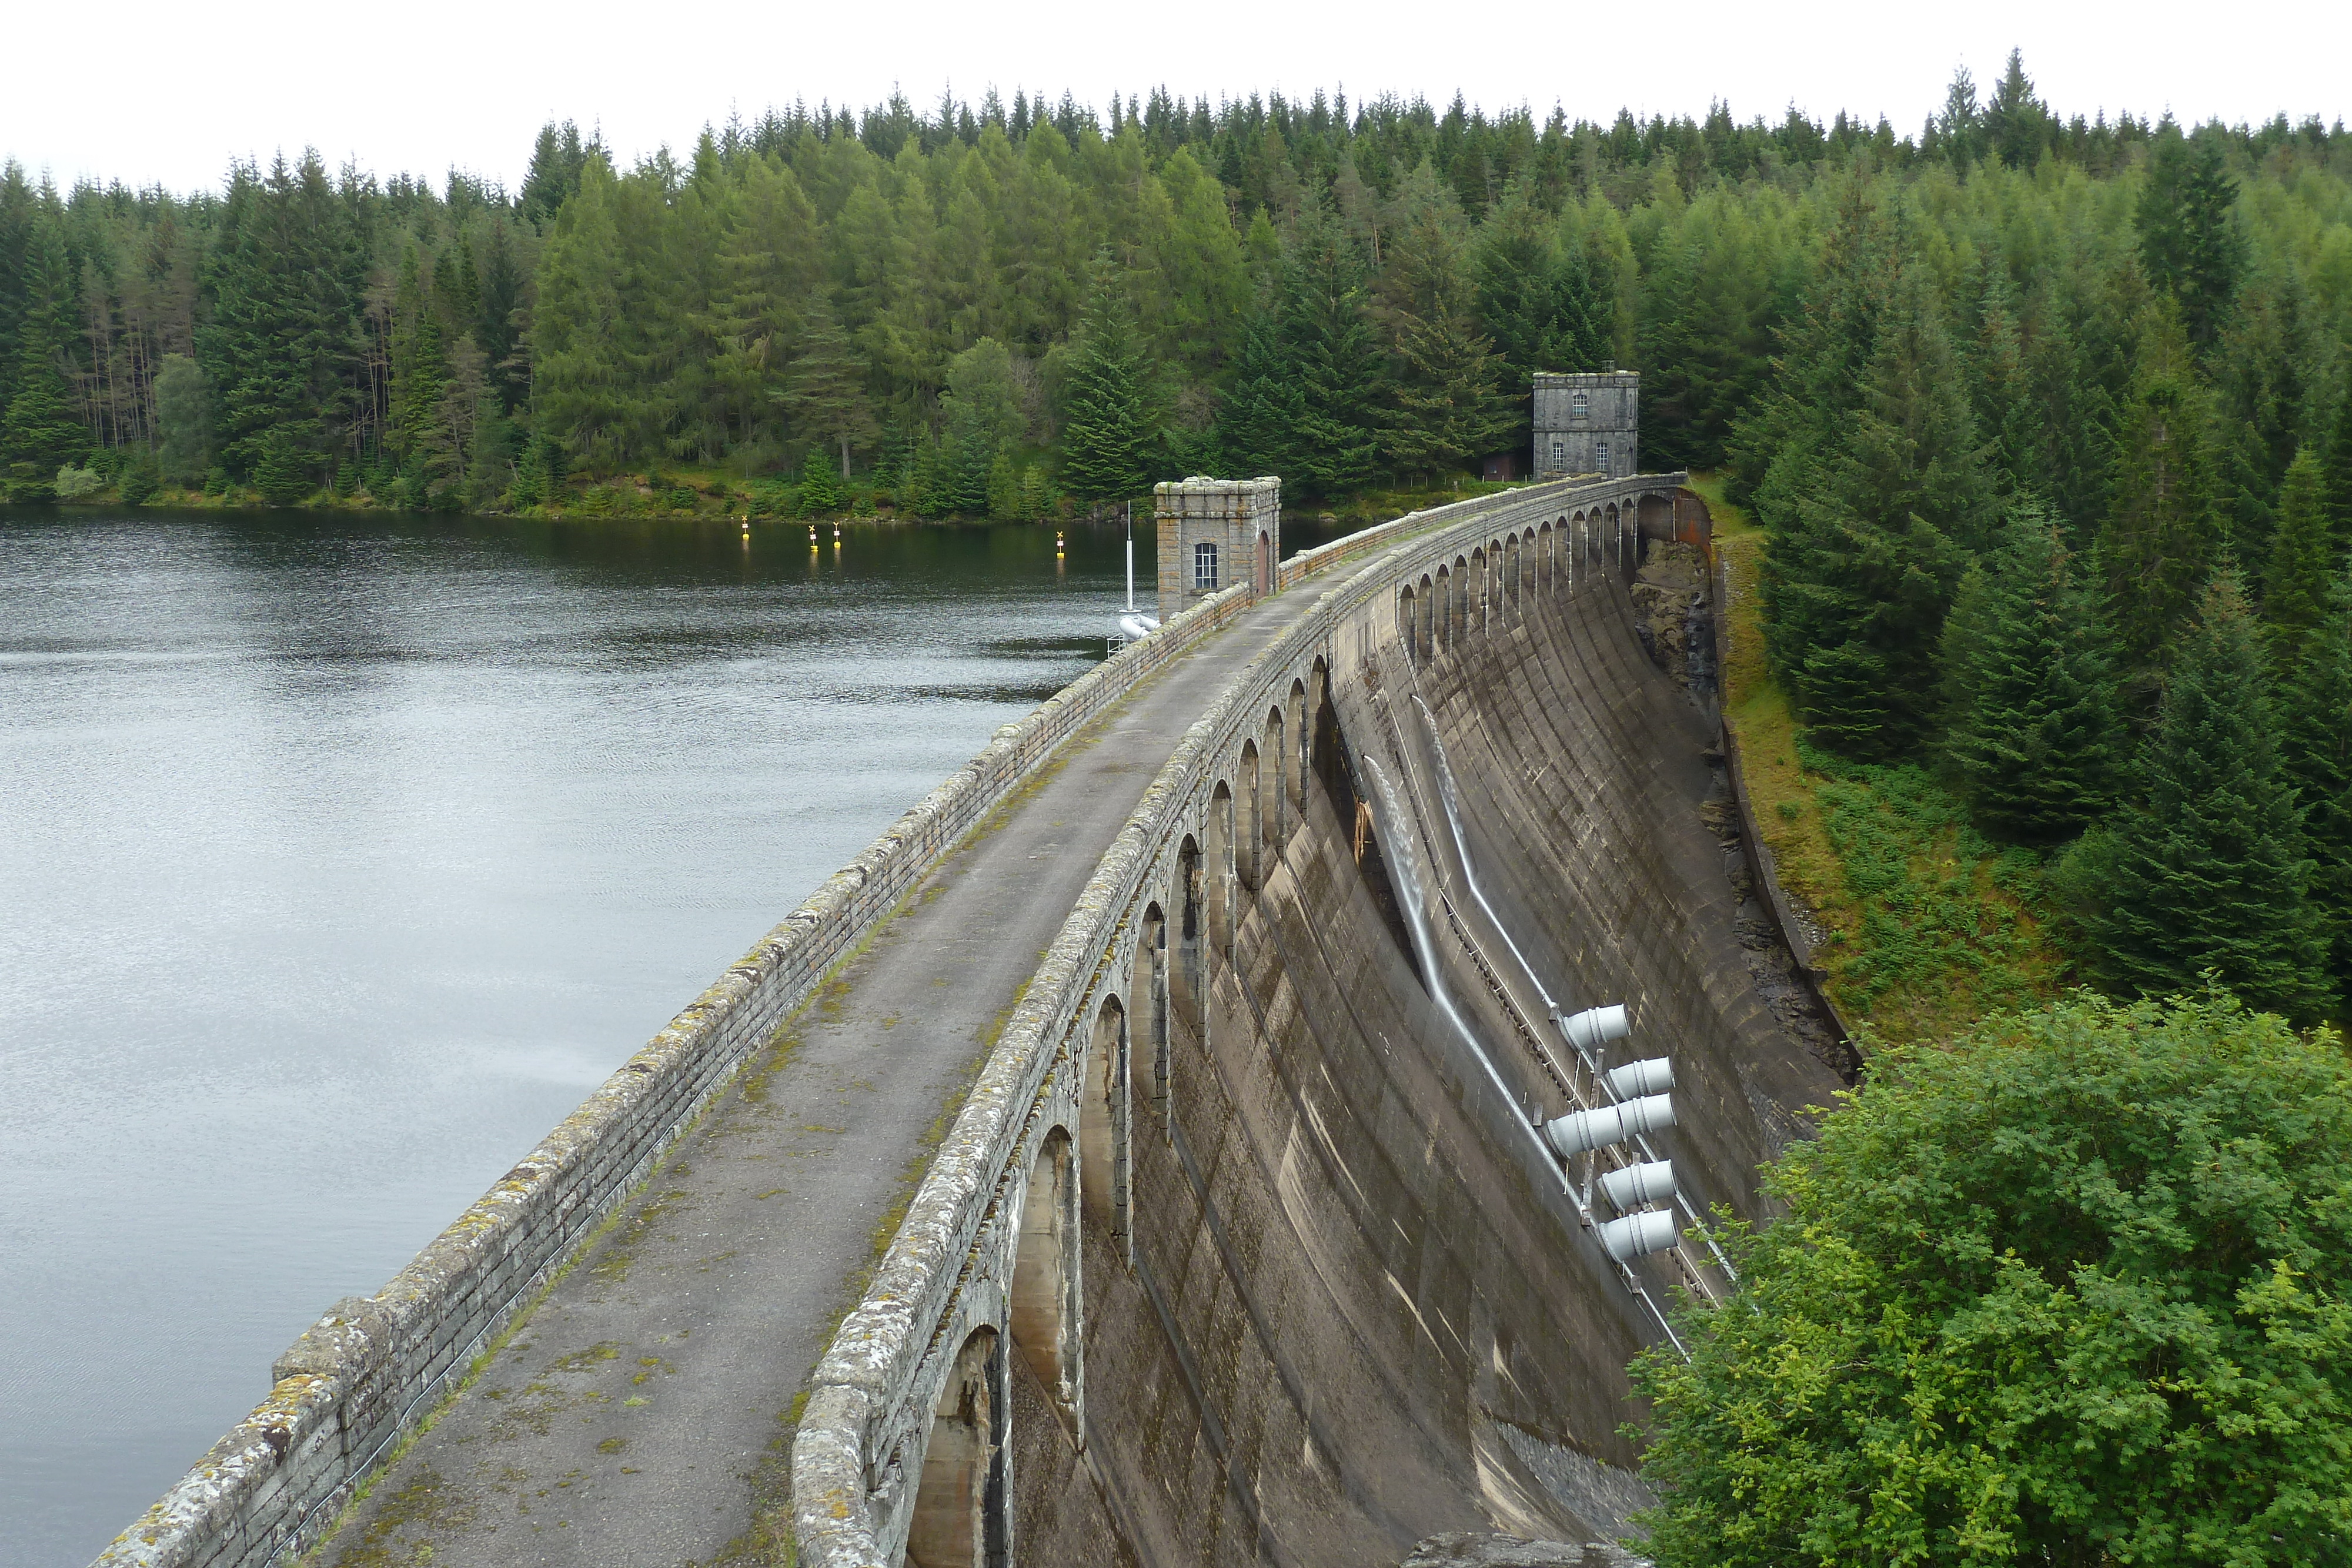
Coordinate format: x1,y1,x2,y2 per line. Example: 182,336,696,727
1533,371,1639,480
1154,476,1281,624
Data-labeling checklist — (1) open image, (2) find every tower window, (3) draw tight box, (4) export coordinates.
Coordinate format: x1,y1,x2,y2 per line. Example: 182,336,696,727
1572,391,1589,419
1550,440,1564,472
1597,442,1611,473
1194,540,1220,591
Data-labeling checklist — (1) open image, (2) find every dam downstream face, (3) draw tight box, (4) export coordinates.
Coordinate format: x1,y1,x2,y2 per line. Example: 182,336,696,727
1004,552,1843,1565
0,509,1139,1568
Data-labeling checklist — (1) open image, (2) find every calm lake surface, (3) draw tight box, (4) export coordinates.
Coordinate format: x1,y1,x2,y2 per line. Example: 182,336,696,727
0,507,1188,1566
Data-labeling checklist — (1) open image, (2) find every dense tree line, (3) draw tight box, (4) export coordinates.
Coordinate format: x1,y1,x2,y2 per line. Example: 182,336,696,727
3,55,2345,517
2,61,2348,1017
1716,69,2352,1024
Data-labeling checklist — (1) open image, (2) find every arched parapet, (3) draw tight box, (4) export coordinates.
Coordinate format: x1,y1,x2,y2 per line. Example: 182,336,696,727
793,468,1694,1568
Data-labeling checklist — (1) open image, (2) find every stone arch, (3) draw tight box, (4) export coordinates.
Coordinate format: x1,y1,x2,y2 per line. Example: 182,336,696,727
1468,547,1486,634
1398,583,1417,663
1082,994,1126,1245
1236,742,1262,892
907,1326,1003,1568
1503,533,1520,619
1135,904,1168,1134
1261,706,1286,864
1418,573,1436,663
1255,528,1272,595
1452,556,1469,644
1174,837,1204,1040
1207,783,1235,957
1524,527,1539,599
1537,520,1553,596
1011,1126,1077,1412
1287,678,1309,815
1433,564,1451,654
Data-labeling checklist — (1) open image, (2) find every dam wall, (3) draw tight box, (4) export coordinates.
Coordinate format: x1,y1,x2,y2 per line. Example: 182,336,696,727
89,564,1274,1568
792,479,1842,1566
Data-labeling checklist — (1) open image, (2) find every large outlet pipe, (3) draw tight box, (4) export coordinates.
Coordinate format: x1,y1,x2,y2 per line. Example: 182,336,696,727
1598,1158,1676,1209
1605,1057,1674,1098
1558,1002,1630,1057
1599,1209,1680,1261
1544,1092,1676,1158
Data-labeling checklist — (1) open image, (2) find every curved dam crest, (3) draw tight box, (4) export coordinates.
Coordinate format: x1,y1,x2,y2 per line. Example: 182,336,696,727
800,475,1844,1568
93,477,1842,1568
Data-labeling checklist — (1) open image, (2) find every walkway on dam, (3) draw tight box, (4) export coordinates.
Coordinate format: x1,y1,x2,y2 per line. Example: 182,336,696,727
310,581,1331,1568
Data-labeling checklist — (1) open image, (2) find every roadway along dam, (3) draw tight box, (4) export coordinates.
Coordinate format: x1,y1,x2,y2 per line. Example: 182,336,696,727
96,476,1845,1568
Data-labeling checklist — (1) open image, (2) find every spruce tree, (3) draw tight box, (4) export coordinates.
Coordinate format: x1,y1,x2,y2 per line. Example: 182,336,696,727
2080,573,2333,1022
2100,338,2223,677
195,152,364,483
2320,376,2352,556
1945,506,2122,842
797,444,845,514
2261,448,2334,671
0,222,86,501
774,298,877,481
1057,258,1161,509
153,354,213,485
1277,207,1383,498
2135,121,2244,351
1213,296,1304,480
2277,568,2352,999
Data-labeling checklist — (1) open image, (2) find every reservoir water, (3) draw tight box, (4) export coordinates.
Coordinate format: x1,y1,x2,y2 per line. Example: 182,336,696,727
0,507,1155,1566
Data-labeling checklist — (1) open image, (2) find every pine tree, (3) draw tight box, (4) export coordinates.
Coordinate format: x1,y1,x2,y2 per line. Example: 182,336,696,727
2101,339,2223,678
2277,568,2352,998
2262,448,2335,672
1945,506,2122,842
2079,573,2333,1022
1057,258,1161,509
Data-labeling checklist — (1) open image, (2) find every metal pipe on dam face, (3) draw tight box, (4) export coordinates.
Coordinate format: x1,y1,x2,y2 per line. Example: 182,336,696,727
793,478,1846,1568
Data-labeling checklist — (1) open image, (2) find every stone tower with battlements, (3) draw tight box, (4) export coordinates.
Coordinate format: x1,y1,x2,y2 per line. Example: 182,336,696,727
1154,476,1281,624
1533,371,1639,480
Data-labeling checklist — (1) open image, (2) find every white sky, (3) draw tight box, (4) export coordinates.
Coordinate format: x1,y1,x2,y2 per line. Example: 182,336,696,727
5,0,2346,196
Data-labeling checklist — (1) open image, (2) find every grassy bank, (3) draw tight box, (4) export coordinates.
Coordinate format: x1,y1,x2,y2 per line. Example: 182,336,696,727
1697,472,2067,1045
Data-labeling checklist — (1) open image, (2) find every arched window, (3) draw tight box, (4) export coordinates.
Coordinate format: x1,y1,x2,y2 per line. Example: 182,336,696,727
1572,390,1589,420
1193,540,1220,591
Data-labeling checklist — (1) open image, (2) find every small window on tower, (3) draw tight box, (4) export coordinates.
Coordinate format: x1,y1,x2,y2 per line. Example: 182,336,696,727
1572,391,1589,419
1194,540,1220,591
1597,442,1611,473
1550,440,1564,472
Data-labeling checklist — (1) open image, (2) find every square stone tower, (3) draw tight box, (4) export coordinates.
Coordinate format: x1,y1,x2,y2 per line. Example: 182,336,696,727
1533,371,1639,479
1154,476,1281,623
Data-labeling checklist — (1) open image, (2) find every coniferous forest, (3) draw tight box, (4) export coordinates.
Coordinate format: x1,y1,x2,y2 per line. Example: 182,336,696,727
4,56,2350,1021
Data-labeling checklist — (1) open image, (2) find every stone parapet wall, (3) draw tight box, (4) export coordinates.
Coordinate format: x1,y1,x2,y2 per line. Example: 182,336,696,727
86,568,1267,1568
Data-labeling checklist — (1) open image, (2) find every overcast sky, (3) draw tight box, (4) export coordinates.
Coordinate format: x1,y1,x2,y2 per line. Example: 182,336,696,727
5,0,2345,195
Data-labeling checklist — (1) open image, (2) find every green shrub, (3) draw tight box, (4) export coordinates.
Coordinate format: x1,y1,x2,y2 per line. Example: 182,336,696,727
1636,989,2352,1565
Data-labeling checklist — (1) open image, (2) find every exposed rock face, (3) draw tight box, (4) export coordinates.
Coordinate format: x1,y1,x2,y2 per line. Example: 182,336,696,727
1402,1532,1653,1568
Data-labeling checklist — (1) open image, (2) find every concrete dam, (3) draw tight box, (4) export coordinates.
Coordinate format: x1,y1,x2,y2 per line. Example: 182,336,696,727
97,475,1846,1568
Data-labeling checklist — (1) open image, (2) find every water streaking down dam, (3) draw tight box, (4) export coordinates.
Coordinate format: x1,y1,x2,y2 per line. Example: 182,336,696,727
95,477,1846,1568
